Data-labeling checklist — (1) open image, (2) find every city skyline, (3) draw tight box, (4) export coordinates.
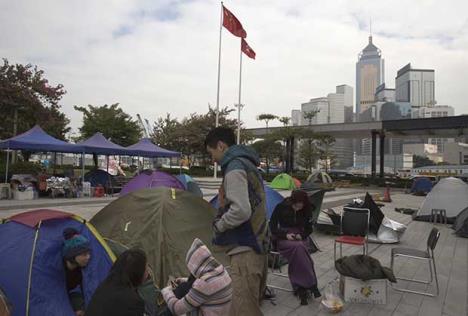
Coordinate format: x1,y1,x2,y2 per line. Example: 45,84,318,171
1,0,467,131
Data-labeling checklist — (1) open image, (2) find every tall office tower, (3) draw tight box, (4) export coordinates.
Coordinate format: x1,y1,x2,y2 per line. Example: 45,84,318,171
356,35,385,115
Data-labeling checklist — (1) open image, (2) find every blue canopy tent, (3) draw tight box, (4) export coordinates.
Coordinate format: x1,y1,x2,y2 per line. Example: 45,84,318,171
77,133,137,184
126,138,180,158
126,138,180,172
0,125,84,183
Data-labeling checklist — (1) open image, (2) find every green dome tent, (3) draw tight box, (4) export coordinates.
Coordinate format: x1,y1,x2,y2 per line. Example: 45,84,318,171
270,173,297,190
90,187,226,288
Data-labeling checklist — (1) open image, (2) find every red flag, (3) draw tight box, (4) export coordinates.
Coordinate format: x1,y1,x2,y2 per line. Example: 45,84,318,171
241,38,256,59
222,5,247,38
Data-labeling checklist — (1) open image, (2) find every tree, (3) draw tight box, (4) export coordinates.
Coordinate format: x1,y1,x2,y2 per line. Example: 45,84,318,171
151,106,250,167
297,110,321,172
74,103,142,146
257,113,277,131
251,138,283,172
0,59,70,140
317,135,336,172
413,155,435,168
303,110,320,126
152,113,184,150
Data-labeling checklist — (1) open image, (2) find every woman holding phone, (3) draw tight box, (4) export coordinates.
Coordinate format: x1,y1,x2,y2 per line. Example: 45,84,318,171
269,190,320,305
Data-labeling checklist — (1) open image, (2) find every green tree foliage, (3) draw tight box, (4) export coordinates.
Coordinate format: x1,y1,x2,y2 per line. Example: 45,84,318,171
74,103,142,146
151,106,250,166
0,58,70,140
413,155,435,168
257,113,277,130
251,137,283,172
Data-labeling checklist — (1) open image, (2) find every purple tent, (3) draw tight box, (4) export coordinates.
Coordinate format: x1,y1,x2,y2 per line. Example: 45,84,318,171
77,133,134,155
126,138,180,158
120,170,185,196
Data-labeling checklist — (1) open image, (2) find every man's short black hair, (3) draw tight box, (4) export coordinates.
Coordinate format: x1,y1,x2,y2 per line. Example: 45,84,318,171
204,127,236,148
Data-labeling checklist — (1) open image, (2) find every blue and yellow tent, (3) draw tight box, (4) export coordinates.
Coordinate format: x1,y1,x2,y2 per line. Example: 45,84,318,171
0,209,115,316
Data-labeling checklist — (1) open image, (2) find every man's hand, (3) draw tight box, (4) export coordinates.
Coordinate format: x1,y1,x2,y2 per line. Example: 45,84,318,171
286,233,295,241
213,218,222,233
295,234,302,240
75,311,85,316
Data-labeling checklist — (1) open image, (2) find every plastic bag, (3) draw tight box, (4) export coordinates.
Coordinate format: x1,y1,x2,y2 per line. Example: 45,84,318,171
320,280,345,314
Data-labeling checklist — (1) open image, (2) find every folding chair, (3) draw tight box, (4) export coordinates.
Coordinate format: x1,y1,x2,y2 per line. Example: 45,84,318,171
390,227,440,297
267,235,319,292
333,207,370,262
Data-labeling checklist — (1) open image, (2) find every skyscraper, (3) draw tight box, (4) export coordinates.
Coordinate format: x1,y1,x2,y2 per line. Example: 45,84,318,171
356,36,385,114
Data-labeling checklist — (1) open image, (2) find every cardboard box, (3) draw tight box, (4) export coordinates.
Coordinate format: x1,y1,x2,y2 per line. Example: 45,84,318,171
340,276,387,304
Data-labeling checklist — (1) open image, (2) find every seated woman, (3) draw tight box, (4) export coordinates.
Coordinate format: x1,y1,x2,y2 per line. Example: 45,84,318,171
161,238,232,316
86,248,149,316
269,190,321,305
62,228,92,316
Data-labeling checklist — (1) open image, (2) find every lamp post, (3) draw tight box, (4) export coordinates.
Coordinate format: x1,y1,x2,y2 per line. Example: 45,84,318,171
235,103,244,144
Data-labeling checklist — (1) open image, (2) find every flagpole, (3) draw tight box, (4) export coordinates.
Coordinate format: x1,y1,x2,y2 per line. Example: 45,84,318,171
214,1,223,178
236,39,243,144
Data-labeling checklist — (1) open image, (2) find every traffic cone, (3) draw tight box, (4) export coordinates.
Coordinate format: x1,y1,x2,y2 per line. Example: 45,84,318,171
383,186,392,202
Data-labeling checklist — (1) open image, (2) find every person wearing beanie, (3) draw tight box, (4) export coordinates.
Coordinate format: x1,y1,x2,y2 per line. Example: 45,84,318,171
269,190,320,305
62,227,91,316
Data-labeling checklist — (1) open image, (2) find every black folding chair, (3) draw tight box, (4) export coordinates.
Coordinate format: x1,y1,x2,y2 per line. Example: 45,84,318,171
333,207,370,262
390,227,440,297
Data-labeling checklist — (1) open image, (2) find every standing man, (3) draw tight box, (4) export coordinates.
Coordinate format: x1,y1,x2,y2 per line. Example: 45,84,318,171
205,127,267,316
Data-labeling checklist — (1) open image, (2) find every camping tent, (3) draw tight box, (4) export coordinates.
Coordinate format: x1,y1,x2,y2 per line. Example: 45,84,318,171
175,174,195,188
270,173,297,190
120,170,185,196
415,177,468,223
0,209,114,316
176,174,203,198
292,177,302,188
410,177,433,195
453,207,468,238
91,187,226,288
84,169,115,189
126,138,180,158
307,171,333,185
210,184,284,219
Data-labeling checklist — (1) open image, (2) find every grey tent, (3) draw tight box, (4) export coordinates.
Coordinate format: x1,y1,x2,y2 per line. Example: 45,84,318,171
415,177,468,223
90,187,226,288
453,207,468,238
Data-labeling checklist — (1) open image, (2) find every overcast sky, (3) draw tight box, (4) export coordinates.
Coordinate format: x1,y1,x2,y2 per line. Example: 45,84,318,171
1,0,467,133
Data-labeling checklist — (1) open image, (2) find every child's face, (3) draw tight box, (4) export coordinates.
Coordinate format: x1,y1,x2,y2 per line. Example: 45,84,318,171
75,251,91,267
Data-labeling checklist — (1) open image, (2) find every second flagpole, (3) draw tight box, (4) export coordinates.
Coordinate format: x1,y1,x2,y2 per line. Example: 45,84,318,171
236,39,244,144
214,1,223,178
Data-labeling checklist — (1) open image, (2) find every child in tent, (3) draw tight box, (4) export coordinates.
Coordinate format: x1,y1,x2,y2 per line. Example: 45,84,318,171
86,248,149,316
161,238,232,316
62,228,92,316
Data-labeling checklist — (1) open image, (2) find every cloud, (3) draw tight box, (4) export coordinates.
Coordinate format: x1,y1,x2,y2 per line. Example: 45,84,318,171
1,0,467,133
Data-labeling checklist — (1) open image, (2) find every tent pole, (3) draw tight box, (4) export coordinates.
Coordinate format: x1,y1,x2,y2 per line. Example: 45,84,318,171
81,152,85,185
5,148,10,183
26,221,42,316
53,152,57,175
106,155,109,173
179,155,182,174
